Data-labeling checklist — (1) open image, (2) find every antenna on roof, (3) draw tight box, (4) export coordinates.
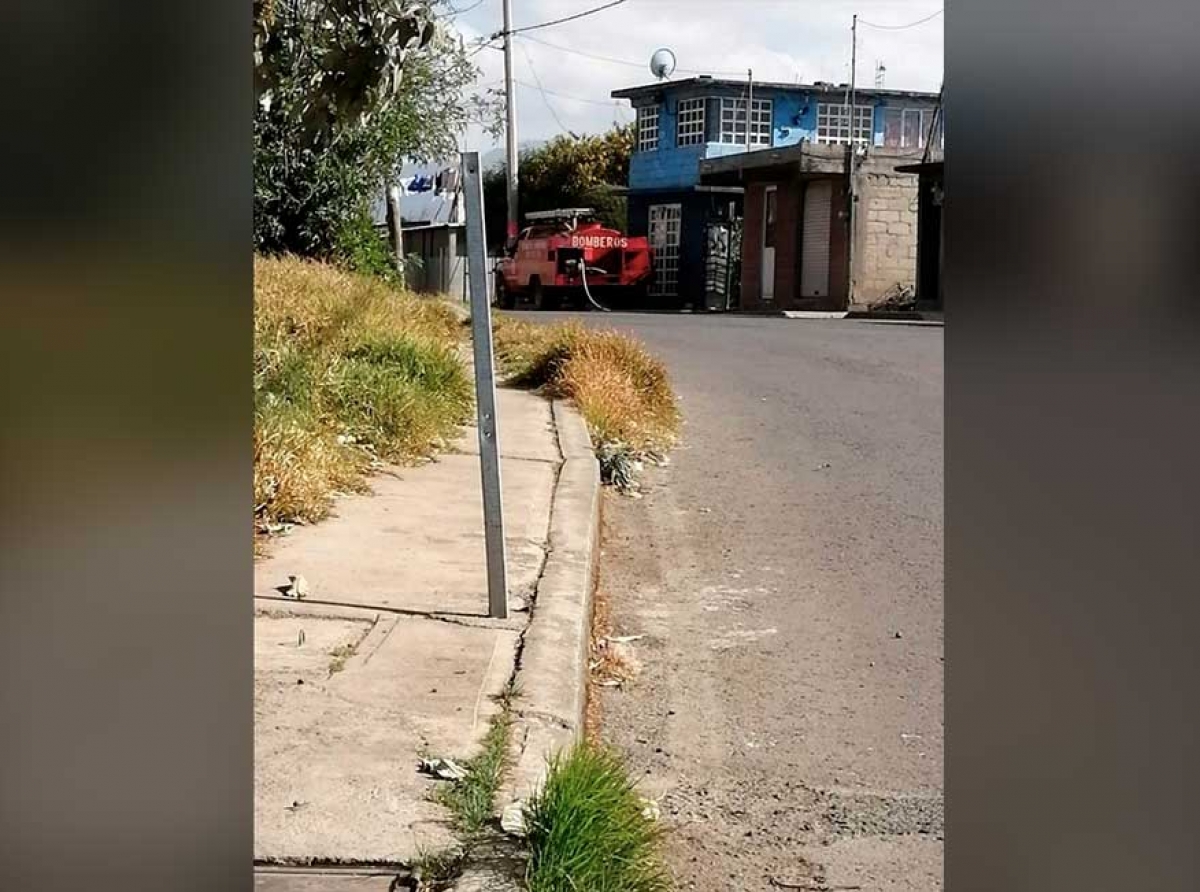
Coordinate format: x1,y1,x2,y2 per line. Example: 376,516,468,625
649,47,676,80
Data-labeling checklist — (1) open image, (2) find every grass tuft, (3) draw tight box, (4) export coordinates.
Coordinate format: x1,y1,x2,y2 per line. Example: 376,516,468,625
492,317,680,459
435,686,517,836
409,846,465,890
524,742,670,892
254,255,472,535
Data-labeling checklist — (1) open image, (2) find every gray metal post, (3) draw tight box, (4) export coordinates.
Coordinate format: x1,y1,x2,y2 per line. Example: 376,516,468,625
847,14,858,306
502,0,519,244
387,184,404,269
461,151,508,620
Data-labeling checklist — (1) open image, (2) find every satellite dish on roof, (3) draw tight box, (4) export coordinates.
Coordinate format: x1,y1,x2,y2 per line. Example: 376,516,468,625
650,48,676,80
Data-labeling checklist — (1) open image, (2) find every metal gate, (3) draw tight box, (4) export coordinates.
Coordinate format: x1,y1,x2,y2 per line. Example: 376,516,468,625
801,179,832,297
703,216,742,310
648,203,681,297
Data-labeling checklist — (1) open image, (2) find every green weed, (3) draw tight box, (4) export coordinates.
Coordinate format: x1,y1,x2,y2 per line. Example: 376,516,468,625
492,317,680,457
435,702,515,836
524,742,670,892
254,255,471,535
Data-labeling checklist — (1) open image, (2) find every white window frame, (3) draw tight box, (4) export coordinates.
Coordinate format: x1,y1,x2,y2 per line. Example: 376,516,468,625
648,203,682,297
902,108,927,148
676,97,706,146
636,104,660,152
881,106,944,150
719,97,772,146
816,102,874,146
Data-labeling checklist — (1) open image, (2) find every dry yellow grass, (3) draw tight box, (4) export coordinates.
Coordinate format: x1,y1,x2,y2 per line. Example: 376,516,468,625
493,317,680,455
254,256,471,535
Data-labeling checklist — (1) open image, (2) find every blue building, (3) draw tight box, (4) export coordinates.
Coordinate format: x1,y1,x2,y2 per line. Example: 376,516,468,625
611,76,942,308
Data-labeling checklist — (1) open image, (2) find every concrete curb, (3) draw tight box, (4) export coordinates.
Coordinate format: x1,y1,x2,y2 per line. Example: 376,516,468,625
782,310,849,320
501,399,600,809
845,309,944,326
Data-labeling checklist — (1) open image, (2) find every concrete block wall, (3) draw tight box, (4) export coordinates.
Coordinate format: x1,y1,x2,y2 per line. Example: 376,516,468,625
852,152,922,305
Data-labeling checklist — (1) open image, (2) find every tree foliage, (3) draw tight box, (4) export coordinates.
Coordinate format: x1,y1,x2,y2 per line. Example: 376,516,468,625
254,0,434,139
254,0,502,264
484,125,634,249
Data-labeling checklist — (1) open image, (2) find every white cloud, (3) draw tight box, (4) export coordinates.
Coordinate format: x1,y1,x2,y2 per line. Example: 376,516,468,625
444,0,943,152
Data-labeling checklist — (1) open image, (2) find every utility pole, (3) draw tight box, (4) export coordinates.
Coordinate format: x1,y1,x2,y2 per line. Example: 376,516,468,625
746,68,753,153
849,15,857,138
502,0,519,244
846,13,858,307
386,183,404,272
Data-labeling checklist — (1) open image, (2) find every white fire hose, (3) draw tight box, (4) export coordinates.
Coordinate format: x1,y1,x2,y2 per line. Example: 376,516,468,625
566,259,611,312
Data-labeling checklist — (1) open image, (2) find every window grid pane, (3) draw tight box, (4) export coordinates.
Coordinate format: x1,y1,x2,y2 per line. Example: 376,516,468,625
719,98,772,146
637,105,660,152
676,98,706,146
816,103,874,145
648,204,682,297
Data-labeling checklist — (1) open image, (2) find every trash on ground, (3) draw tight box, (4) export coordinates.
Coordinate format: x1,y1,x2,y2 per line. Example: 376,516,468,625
500,801,527,837
640,797,661,821
868,281,916,312
282,574,308,599
607,634,646,644
418,757,468,781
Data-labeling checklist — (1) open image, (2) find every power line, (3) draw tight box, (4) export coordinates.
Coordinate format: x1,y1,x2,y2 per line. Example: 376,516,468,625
518,41,571,133
859,9,943,30
516,33,747,77
467,37,503,58
437,0,489,17
515,80,624,107
497,0,629,38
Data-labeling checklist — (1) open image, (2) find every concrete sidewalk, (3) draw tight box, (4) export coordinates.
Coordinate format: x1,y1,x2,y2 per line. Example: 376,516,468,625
254,386,598,874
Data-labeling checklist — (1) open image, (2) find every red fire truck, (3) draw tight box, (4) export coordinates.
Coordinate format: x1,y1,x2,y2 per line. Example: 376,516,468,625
493,208,654,310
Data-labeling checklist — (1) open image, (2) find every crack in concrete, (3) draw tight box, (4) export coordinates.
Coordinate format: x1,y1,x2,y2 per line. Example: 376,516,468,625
502,396,565,687
254,595,521,630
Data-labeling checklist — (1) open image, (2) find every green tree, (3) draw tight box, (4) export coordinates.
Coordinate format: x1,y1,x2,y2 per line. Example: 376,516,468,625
483,125,634,250
254,0,502,267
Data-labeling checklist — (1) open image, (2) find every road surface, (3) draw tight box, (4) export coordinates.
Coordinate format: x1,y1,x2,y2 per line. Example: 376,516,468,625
548,313,944,891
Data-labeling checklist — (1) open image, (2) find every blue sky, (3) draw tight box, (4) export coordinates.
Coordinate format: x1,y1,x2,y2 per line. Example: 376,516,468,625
441,0,944,152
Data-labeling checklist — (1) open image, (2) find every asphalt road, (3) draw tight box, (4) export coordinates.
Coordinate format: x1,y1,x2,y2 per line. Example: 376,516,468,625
542,313,944,891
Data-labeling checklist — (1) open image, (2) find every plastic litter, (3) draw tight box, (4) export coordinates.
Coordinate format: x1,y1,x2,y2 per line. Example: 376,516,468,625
418,758,468,781
500,801,527,836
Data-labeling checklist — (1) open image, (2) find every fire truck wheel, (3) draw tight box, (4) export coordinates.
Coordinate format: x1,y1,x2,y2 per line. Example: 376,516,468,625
494,276,515,310
531,277,558,311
